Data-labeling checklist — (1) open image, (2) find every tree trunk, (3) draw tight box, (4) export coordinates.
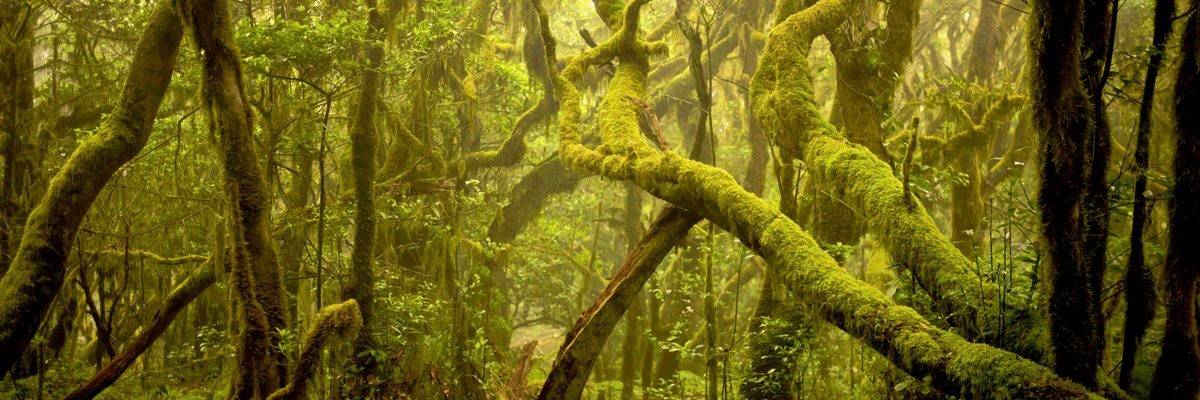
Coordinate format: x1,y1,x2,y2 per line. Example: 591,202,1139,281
1029,0,1113,388
1150,2,1200,397
1120,0,1174,390
0,0,183,377
341,0,396,389
0,1,35,275
176,0,289,396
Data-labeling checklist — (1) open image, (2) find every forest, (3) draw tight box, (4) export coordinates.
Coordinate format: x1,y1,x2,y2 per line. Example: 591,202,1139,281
0,0,1198,398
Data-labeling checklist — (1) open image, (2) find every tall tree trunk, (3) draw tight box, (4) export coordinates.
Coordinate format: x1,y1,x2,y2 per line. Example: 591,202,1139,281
341,0,395,390
1150,2,1200,397
1120,0,1174,390
176,0,289,396
0,1,35,275
0,1,183,377
1028,0,1112,388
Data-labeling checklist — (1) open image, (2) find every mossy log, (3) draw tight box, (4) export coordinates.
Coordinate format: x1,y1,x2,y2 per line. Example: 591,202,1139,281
546,0,1099,397
0,0,184,377
62,261,216,400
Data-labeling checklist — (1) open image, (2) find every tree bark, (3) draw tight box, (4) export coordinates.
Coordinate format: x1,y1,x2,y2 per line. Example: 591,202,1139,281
1150,2,1200,397
0,1,183,377
1029,0,1112,387
176,0,289,396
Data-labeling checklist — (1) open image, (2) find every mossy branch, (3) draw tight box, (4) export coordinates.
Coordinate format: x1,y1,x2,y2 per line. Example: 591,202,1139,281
753,0,1042,359
548,0,1094,397
63,261,217,400
463,2,560,173
266,300,364,400
88,249,208,266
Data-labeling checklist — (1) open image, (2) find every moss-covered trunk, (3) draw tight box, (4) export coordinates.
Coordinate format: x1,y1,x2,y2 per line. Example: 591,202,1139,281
1028,0,1113,388
176,0,289,396
341,0,395,389
740,265,813,399
1150,2,1200,397
0,1,183,377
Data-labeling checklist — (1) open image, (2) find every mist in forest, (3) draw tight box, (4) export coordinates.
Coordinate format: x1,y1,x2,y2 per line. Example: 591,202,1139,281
0,0,1197,399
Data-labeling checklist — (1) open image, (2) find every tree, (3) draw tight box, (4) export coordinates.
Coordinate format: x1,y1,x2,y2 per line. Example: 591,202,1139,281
546,0,1097,397
1121,0,1174,390
1028,0,1114,388
176,0,290,395
0,0,184,376
1150,0,1200,396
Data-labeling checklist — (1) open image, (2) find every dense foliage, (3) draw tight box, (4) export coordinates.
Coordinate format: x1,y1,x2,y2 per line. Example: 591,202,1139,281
0,0,1196,399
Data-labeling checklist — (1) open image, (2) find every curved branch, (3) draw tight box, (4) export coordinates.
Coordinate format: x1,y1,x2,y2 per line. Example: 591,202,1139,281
63,261,216,400
0,1,184,376
267,300,363,400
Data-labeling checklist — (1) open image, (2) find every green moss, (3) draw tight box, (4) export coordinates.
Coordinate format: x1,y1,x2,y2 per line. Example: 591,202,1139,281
0,1,185,376
542,0,1095,397
267,300,363,400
